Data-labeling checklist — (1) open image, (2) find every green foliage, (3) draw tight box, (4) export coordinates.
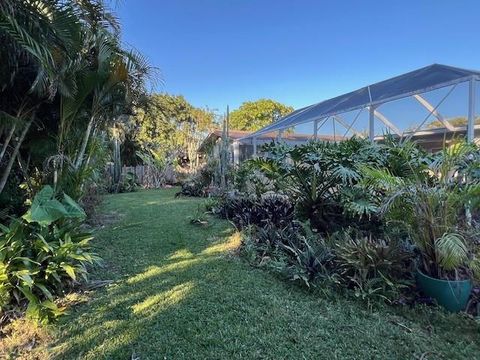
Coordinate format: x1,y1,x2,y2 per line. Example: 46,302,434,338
233,159,279,196
229,138,480,304
0,0,155,212
108,172,138,194
130,94,216,169
242,221,336,288
334,231,413,302
239,137,430,235
22,186,85,226
241,221,413,301
176,181,207,198
229,99,293,131
188,205,209,227
175,158,218,197
365,140,480,280
0,186,101,323
219,192,294,229
203,197,220,213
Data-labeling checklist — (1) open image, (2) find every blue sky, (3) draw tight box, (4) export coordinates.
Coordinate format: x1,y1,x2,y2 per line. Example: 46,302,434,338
117,0,480,120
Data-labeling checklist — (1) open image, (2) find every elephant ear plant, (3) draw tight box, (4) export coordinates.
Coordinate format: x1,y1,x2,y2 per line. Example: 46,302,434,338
0,186,101,323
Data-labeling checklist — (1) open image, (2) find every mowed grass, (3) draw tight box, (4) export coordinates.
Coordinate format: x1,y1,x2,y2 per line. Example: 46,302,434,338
51,188,480,359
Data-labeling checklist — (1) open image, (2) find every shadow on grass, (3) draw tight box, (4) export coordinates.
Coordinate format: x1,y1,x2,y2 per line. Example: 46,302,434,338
53,189,243,358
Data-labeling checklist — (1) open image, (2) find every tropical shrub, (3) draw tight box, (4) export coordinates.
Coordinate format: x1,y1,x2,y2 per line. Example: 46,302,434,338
109,172,138,194
176,159,217,197
250,137,428,233
0,186,100,323
203,197,220,213
334,231,413,302
218,192,294,229
0,0,155,213
364,141,480,281
176,180,207,197
242,222,337,288
233,159,278,196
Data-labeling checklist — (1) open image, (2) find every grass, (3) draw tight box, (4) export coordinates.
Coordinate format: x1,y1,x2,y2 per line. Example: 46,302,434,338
43,188,480,359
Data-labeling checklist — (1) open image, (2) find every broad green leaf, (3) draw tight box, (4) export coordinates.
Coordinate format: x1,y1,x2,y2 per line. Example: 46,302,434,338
23,186,67,226
61,264,76,280
62,193,86,219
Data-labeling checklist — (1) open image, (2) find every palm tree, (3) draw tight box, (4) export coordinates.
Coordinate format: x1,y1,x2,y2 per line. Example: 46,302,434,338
0,0,80,194
0,0,156,199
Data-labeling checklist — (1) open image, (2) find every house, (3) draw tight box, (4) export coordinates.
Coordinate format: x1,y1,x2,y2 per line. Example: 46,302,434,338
198,129,346,164
376,125,480,153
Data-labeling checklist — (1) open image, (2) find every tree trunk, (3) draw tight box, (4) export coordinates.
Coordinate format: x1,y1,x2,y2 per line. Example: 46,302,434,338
113,137,121,184
74,116,95,170
0,119,33,195
0,124,16,163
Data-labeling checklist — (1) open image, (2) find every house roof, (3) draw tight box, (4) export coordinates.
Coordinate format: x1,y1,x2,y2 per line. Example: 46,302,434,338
241,64,480,139
198,129,346,153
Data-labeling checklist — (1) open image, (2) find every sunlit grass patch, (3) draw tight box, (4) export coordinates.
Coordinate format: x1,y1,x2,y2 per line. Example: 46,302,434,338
131,282,194,315
201,231,242,255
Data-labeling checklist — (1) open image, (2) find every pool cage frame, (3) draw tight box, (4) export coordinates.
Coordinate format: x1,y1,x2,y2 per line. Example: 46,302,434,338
240,64,479,156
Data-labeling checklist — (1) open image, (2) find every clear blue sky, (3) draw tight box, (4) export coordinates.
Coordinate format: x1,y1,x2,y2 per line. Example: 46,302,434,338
117,0,480,116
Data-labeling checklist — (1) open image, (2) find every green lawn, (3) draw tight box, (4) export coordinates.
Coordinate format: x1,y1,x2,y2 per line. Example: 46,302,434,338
51,188,480,359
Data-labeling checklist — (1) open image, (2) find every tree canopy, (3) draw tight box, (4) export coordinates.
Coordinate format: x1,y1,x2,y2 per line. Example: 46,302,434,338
124,93,216,167
0,0,155,203
229,99,293,131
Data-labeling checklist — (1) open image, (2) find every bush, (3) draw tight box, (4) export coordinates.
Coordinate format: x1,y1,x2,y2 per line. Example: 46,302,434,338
218,192,294,229
233,160,278,196
242,221,337,288
363,141,480,281
203,197,220,213
0,186,101,323
176,160,218,197
108,171,138,193
246,137,429,234
241,221,414,299
176,180,207,197
227,139,480,309
333,231,413,302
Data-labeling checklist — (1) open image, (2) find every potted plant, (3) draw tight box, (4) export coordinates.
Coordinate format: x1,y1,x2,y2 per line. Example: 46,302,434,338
364,142,480,311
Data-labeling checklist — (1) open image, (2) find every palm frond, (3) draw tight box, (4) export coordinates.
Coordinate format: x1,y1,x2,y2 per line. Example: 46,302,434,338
435,233,468,271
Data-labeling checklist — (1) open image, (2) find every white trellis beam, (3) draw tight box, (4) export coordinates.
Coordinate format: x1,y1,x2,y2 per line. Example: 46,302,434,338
368,105,375,141
277,129,284,141
413,94,455,131
370,108,402,136
333,115,363,137
467,77,476,142
253,137,257,157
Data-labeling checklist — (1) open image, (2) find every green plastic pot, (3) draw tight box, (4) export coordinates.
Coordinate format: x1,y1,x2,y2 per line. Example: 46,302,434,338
416,270,472,312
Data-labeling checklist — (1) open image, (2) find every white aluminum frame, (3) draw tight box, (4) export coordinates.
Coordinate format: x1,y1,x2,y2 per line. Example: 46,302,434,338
240,75,479,143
